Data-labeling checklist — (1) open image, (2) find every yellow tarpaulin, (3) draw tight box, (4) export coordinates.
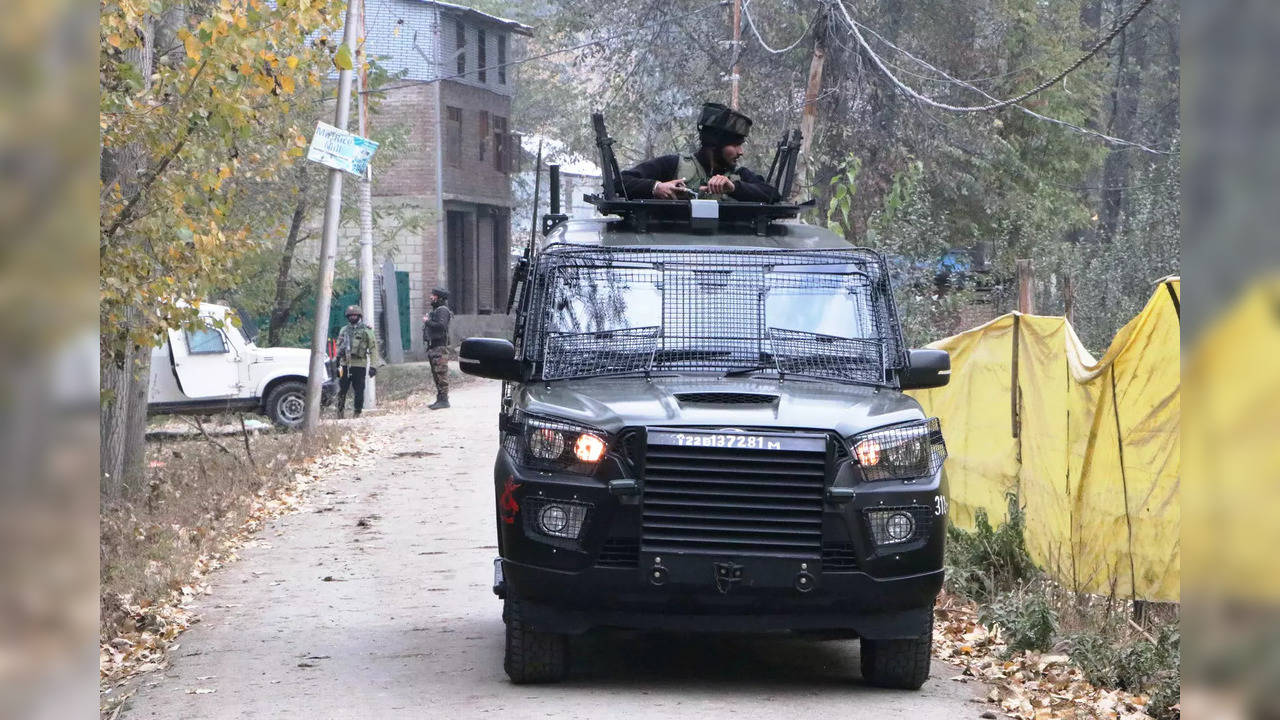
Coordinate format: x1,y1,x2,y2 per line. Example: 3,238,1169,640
910,279,1180,602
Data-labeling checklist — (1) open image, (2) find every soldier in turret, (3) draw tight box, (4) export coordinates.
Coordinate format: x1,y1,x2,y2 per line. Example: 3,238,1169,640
619,102,781,203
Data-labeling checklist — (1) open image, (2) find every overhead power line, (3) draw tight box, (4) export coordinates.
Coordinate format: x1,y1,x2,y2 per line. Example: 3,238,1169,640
833,0,1156,113
845,12,1173,155
741,0,817,54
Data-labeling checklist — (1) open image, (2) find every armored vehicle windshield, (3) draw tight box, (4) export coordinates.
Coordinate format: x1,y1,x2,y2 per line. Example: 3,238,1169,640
520,244,906,385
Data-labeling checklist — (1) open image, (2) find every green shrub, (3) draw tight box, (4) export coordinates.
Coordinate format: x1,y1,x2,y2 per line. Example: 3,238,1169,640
945,495,1038,602
1066,624,1180,718
980,588,1058,655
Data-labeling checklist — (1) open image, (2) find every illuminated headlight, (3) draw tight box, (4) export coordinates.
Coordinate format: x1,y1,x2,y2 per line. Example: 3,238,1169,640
865,507,929,546
524,497,591,546
504,413,611,474
850,418,946,482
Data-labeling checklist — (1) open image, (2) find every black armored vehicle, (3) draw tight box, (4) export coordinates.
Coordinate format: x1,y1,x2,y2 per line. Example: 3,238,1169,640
459,118,951,688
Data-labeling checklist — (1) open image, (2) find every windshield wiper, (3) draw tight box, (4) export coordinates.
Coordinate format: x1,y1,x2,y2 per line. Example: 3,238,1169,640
722,364,777,377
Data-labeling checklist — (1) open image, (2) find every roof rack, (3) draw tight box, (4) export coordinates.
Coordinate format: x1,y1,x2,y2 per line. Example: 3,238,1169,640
587,111,809,236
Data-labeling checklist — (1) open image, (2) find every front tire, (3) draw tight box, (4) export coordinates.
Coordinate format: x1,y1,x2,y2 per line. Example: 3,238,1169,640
264,381,307,429
860,619,933,690
503,597,567,684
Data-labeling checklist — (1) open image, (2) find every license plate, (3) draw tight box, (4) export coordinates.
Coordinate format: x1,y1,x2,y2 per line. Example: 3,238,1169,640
641,552,821,592
648,429,826,453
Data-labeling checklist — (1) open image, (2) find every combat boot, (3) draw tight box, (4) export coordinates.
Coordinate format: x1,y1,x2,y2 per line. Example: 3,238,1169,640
429,393,450,410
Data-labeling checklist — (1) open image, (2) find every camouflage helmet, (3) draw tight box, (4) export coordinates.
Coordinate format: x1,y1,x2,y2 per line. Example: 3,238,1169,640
697,102,753,148
345,304,362,318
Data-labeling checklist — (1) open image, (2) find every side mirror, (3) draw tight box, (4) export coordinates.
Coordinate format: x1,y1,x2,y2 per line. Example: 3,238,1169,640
900,349,951,390
459,337,524,382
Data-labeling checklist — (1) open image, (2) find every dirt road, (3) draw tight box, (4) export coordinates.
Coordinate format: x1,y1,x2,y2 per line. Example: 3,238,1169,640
123,379,989,719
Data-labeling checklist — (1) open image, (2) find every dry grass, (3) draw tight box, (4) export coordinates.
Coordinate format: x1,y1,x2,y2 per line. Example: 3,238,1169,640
99,423,347,641
945,501,1181,718
374,359,477,405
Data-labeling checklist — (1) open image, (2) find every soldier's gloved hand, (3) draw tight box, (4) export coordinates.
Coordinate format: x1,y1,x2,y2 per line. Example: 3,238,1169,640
704,174,736,195
653,178,688,199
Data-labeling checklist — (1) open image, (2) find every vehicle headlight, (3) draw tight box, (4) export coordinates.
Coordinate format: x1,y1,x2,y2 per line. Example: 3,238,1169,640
529,427,567,459
503,412,610,474
849,418,946,482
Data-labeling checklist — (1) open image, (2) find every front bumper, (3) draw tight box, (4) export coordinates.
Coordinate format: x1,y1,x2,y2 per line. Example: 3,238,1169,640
494,440,947,639
502,557,940,638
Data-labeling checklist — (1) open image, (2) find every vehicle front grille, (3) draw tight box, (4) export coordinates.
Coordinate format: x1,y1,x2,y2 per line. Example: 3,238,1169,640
640,434,826,558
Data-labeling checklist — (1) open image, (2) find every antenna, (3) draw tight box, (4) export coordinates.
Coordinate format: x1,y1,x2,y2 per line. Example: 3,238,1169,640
528,139,543,250
507,140,542,314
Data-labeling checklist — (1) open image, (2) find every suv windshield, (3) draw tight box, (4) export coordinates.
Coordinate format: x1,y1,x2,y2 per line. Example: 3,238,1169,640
522,246,906,385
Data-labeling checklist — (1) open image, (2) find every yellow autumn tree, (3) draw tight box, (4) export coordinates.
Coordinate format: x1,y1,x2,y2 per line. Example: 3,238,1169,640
99,0,340,489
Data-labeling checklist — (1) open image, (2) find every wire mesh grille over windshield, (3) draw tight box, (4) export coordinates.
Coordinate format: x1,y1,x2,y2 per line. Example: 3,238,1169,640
527,246,906,383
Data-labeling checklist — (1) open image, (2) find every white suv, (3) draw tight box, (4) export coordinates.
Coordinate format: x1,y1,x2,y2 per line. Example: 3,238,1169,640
148,303,335,429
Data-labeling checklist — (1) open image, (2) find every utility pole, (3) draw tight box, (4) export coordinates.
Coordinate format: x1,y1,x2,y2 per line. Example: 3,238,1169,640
303,0,361,433
730,0,743,109
357,0,377,410
794,12,827,200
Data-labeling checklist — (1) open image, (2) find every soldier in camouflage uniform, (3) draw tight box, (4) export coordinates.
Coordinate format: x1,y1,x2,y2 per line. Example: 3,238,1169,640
619,102,780,203
336,304,379,418
422,288,453,410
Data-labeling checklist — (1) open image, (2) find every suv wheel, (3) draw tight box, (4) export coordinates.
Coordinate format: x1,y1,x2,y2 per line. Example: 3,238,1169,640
859,619,932,690
503,597,567,684
264,381,306,429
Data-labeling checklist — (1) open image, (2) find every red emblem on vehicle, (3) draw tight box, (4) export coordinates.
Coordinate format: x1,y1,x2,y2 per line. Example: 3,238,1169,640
499,475,522,524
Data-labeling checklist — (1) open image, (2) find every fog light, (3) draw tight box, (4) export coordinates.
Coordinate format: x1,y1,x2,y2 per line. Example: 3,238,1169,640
886,512,914,542
539,504,569,534
574,433,606,463
531,500,588,540
865,507,926,546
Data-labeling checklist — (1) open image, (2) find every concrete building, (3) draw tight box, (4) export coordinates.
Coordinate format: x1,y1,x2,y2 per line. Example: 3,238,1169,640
362,1,532,355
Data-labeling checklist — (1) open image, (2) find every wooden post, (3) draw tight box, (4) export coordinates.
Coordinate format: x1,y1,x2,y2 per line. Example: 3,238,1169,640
793,15,827,199
1016,259,1035,314
1064,274,1076,326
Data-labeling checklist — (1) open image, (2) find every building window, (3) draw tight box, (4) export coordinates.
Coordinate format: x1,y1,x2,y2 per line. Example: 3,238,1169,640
477,28,487,83
477,111,489,162
493,115,508,173
446,106,462,168
497,34,507,84
455,20,465,75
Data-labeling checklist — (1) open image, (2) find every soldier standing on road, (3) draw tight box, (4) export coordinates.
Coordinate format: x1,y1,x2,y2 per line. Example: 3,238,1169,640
335,304,379,418
423,288,453,410
619,102,781,203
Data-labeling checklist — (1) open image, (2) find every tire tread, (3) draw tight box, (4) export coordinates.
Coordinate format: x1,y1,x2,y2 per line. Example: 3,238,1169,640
503,598,567,684
860,622,932,690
